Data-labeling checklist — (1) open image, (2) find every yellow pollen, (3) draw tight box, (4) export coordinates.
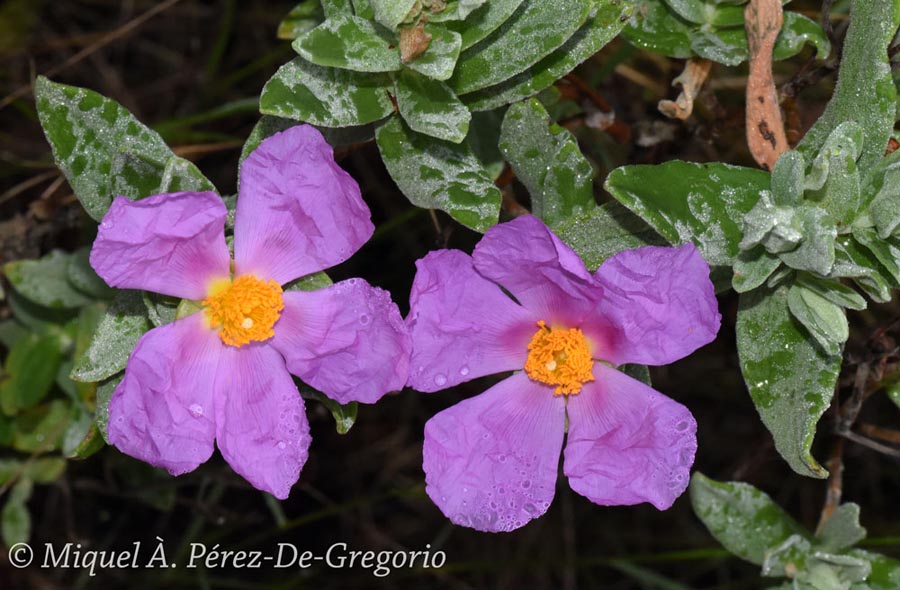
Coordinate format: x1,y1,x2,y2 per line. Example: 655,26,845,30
524,320,594,395
202,275,284,347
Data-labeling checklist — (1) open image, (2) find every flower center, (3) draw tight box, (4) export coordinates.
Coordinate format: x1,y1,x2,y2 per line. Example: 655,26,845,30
202,275,284,347
524,321,594,395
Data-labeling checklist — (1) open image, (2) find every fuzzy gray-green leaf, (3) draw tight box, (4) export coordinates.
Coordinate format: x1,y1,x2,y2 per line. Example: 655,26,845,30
395,70,471,143
293,14,401,72
449,0,593,95
376,116,501,232
260,58,394,127
737,285,841,478
71,290,151,383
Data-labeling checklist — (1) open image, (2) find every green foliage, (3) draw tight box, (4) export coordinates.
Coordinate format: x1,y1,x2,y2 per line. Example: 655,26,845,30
556,202,665,270
623,0,830,66
605,161,769,278
34,77,215,221
262,0,630,231
499,99,595,227
736,285,839,478
798,0,900,171
71,290,151,383
376,116,501,232
692,474,900,590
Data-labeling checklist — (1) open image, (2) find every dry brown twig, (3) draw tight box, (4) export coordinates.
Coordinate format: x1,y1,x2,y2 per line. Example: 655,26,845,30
744,0,789,170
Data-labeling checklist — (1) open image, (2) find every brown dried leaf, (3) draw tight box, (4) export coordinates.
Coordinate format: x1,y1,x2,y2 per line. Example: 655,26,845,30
400,21,432,64
658,58,712,120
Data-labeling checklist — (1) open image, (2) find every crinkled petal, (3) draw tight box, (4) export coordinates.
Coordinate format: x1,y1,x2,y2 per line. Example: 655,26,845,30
407,250,537,392
108,313,222,476
270,279,410,405
234,125,374,284
563,363,697,510
423,373,565,532
472,215,601,325
91,192,230,300
589,244,721,366
215,344,311,499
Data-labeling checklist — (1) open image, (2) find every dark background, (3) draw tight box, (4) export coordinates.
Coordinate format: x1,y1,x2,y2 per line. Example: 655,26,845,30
2,1,899,588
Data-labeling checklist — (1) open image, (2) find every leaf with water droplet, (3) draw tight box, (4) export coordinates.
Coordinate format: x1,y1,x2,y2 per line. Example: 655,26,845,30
736,284,839,478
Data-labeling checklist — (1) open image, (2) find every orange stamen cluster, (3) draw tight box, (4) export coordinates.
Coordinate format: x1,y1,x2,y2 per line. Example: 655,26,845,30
524,321,594,395
203,275,284,347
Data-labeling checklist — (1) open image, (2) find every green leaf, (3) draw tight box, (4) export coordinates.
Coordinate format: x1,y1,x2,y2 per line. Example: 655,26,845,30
12,400,71,453
797,0,899,171
733,249,782,293
33,77,184,220
852,227,900,285
71,290,151,383
499,98,595,226
395,70,471,143
466,109,505,180
260,58,394,127
863,552,900,590
63,406,105,459
66,248,113,300
24,457,66,484
405,25,463,81
556,201,665,270
662,0,706,24
446,0,525,50
352,0,374,19
321,0,352,18
816,503,866,553
143,292,178,328
95,373,123,444
463,0,632,111
105,150,216,202
776,205,837,276
371,0,416,29
284,271,334,292
787,282,848,355
0,320,27,350
294,14,401,72
449,0,593,95
605,161,769,269
771,151,805,206
0,332,63,415
689,472,809,565
5,250,92,309
6,291,76,333
624,3,828,65
277,1,324,40
1,492,31,546
376,116,501,232
737,285,840,478
796,273,866,311
301,387,358,434
831,236,893,303
623,0,693,59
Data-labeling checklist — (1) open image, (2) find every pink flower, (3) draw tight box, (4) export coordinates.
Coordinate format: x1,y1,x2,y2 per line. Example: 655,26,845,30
407,216,720,531
91,125,410,499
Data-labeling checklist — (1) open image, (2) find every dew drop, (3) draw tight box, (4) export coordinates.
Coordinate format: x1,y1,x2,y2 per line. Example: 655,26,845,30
188,404,204,418
675,420,689,432
358,313,370,326
277,441,287,450
523,503,538,515
434,374,447,387
459,365,470,376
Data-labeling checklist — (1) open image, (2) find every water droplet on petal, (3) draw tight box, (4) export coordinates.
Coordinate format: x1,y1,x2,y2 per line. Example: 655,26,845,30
434,374,447,387
189,404,204,418
277,441,287,450
459,365,470,376
359,313,370,326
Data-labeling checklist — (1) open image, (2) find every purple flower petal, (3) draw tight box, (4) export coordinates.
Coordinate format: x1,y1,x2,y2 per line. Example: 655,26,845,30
108,313,222,476
563,363,697,510
234,125,374,284
215,344,311,500
588,244,721,366
423,373,565,532
472,216,600,325
270,279,410,404
407,250,537,392
91,192,230,300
